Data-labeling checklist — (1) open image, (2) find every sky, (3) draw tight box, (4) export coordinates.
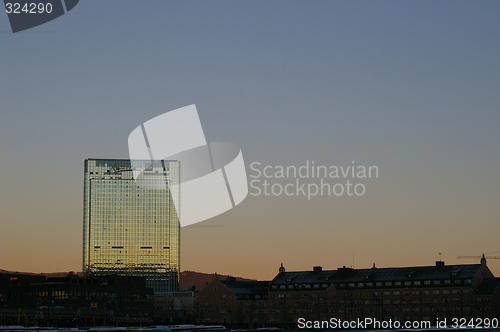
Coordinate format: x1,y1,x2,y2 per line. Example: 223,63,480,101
0,1,499,280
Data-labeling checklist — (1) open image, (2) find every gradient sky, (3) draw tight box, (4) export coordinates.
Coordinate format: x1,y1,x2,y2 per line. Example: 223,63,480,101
0,1,499,280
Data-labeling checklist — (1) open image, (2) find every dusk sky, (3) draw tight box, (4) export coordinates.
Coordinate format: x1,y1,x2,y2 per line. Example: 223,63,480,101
1,1,499,280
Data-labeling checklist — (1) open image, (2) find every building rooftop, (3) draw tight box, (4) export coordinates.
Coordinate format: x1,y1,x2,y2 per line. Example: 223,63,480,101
220,277,270,295
271,262,482,286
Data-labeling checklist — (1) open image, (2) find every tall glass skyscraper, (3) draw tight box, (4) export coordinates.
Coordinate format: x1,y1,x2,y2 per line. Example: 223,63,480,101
83,159,180,293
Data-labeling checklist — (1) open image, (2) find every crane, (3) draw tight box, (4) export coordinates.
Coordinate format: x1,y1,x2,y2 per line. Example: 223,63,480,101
18,308,32,327
457,251,500,260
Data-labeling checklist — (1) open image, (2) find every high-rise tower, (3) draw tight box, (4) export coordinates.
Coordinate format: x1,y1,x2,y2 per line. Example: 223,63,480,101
83,159,180,293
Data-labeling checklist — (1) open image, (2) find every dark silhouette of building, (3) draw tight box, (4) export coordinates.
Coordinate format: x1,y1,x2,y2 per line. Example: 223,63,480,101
0,272,153,327
198,258,499,328
473,277,500,317
197,274,270,328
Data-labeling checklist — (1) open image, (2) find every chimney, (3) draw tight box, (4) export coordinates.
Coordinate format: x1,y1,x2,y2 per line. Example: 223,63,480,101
337,266,354,277
313,266,322,273
436,261,445,268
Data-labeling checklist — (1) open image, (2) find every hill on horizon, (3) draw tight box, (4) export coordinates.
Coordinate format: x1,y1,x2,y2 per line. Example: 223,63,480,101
180,270,257,290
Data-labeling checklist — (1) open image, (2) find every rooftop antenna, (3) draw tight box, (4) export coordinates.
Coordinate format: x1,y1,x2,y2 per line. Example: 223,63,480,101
439,253,442,262
352,252,354,269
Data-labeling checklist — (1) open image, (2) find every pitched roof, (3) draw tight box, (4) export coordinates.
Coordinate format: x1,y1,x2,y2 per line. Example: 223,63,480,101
220,279,270,295
271,263,481,286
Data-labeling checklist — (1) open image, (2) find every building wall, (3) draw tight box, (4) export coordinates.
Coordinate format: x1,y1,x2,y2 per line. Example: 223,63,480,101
196,279,269,328
268,285,478,323
154,291,197,324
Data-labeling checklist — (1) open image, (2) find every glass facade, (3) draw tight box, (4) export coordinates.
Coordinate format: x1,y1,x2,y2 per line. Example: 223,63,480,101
83,159,180,293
